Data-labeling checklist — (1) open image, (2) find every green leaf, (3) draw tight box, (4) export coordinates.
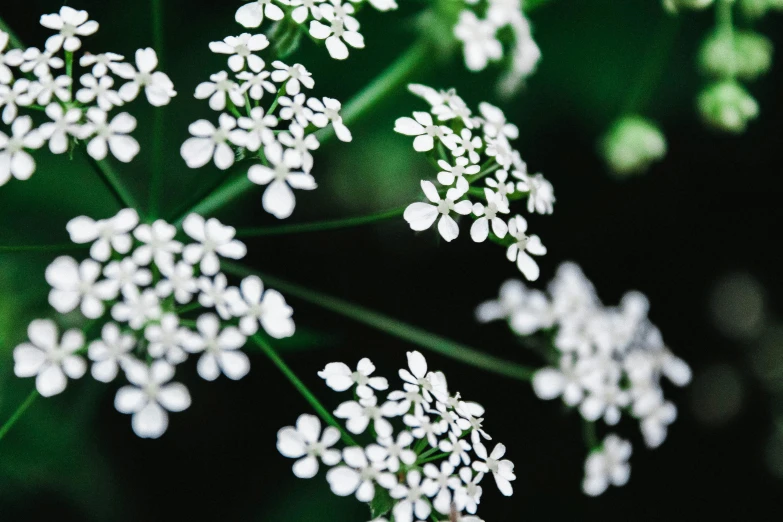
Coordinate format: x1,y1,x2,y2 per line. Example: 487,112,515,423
369,487,395,519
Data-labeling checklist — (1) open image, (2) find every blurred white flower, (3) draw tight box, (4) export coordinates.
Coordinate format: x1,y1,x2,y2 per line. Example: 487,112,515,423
82,108,140,163
156,261,198,304
76,74,123,111
271,61,314,95
472,442,515,496
235,0,286,28
582,434,632,496
183,313,249,381
326,446,396,501
194,71,244,111
132,219,182,269
309,0,365,60
180,114,246,170
145,313,190,365
390,469,437,522
182,214,247,276
0,115,44,185
248,142,317,219
227,275,295,338
506,215,546,281
113,48,177,106
111,286,162,330
66,208,139,262
38,104,81,154
88,323,135,382
197,273,234,319
209,33,269,72
454,11,502,72
80,52,124,78
45,256,118,318
238,107,278,151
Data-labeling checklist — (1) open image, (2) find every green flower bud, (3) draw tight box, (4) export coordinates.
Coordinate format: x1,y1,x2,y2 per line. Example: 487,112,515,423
698,81,759,133
739,0,783,19
601,116,667,176
663,0,716,13
700,30,773,81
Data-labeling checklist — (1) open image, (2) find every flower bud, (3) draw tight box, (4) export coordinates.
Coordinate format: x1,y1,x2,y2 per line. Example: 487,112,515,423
739,0,783,19
601,116,667,176
663,0,717,13
700,30,773,80
698,81,759,133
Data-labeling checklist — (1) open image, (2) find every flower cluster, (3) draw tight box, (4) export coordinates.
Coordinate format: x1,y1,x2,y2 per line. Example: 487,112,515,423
0,6,176,187
277,351,516,522
454,0,541,95
180,24,352,220
476,262,691,495
12,209,295,438
396,84,554,281
233,0,397,60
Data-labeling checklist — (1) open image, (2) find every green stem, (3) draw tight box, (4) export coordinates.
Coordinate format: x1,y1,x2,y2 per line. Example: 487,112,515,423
250,335,358,446
223,262,537,382
236,205,407,237
0,17,24,50
88,157,142,212
416,452,449,465
65,50,74,98
0,390,38,442
717,0,736,78
0,243,87,253
149,0,166,219
582,419,598,450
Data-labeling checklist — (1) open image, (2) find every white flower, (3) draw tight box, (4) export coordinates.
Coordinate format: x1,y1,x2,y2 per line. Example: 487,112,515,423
18,48,63,78
236,61,276,102
475,279,527,323
145,313,190,364
437,157,478,195
235,0,286,28
484,169,515,204
277,122,319,172
472,442,515,496
38,103,81,154
366,431,417,472
403,181,472,242
180,114,246,170
637,398,677,448
0,32,17,84
182,313,249,381
278,93,314,127
454,11,502,72
453,467,484,514
307,96,352,142
112,286,162,330
0,115,44,185
13,319,86,397
403,412,447,448
399,350,449,403
132,219,183,269
80,52,124,77
390,469,438,522
484,135,514,169
470,189,510,242
289,0,326,24
45,256,118,318
479,102,519,140
76,74,123,111
326,446,396,501
82,108,140,163
113,48,176,106
39,6,99,52
271,61,314,95
248,142,317,219
238,107,278,151
156,261,198,304
334,395,398,437
277,414,342,478
394,111,456,152
0,78,34,124
88,323,135,382
182,214,247,276
66,208,139,262
194,71,244,111
103,258,152,293
227,275,295,338
209,33,269,72
114,360,191,439
318,358,389,398
309,0,365,60
582,434,632,496
452,128,483,164
506,215,546,281
387,385,428,418
32,74,72,105
532,355,589,406
439,431,472,467
517,173,555,215
364,0,398,10
423,461,461,514
197,273,234,319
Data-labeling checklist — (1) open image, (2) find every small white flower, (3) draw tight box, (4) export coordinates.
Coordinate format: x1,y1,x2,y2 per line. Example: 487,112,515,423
439,431,472,467
132,219,183,269
334,395,398,437
403,181,472,242
582,434,632,496
387,384,428,418
506,215,546,281
209,33,269,72
156,261,198,304
145,313,190,365
235,0,286,28
103,258,153,293
0,32,18,84
32,74,72,105
309,0,365,60
180,114,246,170
326,446,397,501
472,442,515,496
454,11,502,72
76,74,123,111
437,157,478,195
45,256,119,318
485,169,515,204
248,142,317,219
112,286,162,330
113,48,177,106
277,122,319,172
366,431,417,473
39,6,99,52
197,273,234,319
277,413,342,478
470,188,510,243
182,214,247,276
0,115,44,185
453,466,484,514
517,173,555,215
236,61,276,102
182,313,249,381
307,96,351,142
88,323,135,382
0,78,34,124
114,359,191,439
452,128,483,164
270,62,314,95
394,111,456,152
637,398,677,448
80,52,124,77
403,412,447,448
484,135,514,169
289,0,326,24
532,355,588,406
238,107,278,151
19,47,64,78
194,71,245,111
13,319,86,397
82,108,140,163
66,208,139,262
38,103,81,154
318,358,389,398
278,93,314,127
479,102,519,140
227,275,295,338
399,350,449,403
390,469,438,522
423,461,462,514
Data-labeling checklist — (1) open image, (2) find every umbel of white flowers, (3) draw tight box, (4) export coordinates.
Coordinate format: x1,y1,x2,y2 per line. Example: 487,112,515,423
0,7,176,186
13,209,296,439
396,83,554,282
277,351,514,522
476,262,692,496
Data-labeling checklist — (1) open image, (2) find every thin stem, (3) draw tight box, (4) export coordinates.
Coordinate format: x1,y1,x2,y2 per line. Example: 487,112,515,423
223,262,537,382
582,419,598,450
250,335,358,446
236,205,407,237
65,50,74,97
149,0,166,219
416,453,449,465
0,243,87,253
717,0,736,78
89,157,143,212
0,390,38,442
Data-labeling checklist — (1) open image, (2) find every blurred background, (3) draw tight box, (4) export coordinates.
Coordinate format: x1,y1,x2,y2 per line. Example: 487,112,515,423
1,0,782,520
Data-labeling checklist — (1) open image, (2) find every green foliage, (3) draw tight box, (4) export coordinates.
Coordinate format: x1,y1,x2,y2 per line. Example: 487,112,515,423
369,485,395,519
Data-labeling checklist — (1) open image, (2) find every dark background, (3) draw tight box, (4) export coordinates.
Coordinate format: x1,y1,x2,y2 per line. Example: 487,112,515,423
0,0,781,520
